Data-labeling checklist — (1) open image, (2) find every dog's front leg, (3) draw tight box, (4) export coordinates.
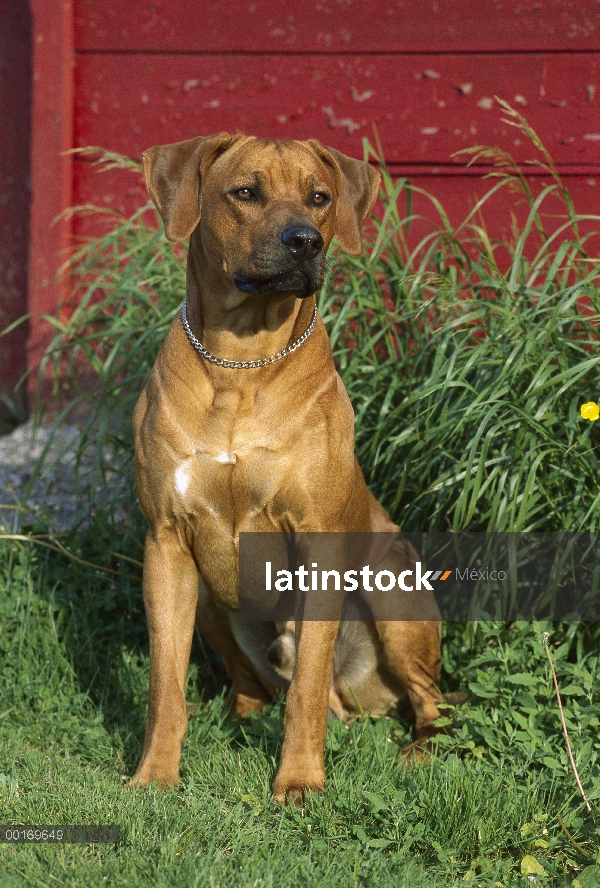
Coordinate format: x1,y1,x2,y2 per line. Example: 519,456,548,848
131,526,199,788
273,619,339,803
272,533,347,803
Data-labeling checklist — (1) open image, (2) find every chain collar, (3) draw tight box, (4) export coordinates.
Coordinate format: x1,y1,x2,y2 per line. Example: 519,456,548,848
181,299,318,369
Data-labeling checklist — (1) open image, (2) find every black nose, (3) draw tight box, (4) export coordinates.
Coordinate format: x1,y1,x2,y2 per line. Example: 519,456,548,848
281,226,324,261
266,641,283,668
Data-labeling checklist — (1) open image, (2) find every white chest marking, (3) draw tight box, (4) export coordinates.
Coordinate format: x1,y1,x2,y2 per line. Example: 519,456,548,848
214,451,237,465
175,452,236,496
174,464,190,496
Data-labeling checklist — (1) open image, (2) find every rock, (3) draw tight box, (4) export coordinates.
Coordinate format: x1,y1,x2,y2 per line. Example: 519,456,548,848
0,420,129,532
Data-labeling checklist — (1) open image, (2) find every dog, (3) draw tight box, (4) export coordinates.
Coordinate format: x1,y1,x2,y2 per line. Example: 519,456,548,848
131,133,444,801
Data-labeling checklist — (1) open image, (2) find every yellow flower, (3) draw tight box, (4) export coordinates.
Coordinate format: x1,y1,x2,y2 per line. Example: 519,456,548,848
580,401,599,421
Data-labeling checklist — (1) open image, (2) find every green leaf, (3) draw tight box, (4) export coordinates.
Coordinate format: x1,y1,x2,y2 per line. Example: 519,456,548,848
363,792,387,814
516,693,538,709
511,711,529,729
468,682,498,699
506,673,540,687
542,756,564,770
366,837,392,849
353,825,369,845
573,866,600,888
520,855,546,876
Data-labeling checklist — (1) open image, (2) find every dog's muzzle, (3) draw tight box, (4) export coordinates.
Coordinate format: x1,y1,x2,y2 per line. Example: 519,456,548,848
233,225,325,298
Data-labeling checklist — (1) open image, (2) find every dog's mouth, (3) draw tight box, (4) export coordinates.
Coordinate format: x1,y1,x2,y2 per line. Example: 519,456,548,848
233,270,316,298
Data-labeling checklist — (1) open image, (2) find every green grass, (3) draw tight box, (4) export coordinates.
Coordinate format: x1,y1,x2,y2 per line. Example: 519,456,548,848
1,540,599,885
1,108,600,885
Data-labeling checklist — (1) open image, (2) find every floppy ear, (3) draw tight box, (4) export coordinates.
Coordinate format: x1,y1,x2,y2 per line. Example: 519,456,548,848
307,141,380,255
142,133,241,241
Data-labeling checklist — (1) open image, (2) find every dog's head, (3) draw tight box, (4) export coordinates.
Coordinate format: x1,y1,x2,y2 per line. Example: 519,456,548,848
142,133,380,299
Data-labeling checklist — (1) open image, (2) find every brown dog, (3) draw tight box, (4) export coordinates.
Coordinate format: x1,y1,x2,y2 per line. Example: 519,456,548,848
131,133,443,801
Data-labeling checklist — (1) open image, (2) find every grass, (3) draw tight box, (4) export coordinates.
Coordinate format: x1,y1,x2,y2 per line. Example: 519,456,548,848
1,540,599,885
1,107,600,885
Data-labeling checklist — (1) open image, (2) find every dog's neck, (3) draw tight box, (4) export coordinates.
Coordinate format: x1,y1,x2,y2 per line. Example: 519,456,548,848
183,236,315,367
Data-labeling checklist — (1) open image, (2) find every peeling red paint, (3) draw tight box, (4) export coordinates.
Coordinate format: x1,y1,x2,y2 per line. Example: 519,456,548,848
74,0,600,52
73,53,600,168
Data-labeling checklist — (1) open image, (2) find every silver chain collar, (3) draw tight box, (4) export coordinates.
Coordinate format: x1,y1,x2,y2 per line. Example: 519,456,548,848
181,299,318,369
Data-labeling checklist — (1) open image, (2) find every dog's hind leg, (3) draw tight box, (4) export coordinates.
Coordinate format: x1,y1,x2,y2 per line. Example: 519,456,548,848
369,535,444,758
195,585,272,718
376,618,443,734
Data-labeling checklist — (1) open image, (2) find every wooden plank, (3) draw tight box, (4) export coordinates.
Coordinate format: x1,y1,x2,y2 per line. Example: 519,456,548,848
28,0,74,399
72,162,600,256
0,0,31,409
74,53,600,168
74,0,600,53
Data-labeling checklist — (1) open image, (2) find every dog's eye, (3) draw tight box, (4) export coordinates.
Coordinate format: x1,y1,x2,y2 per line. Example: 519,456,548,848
233,188,254,201
312,192,330,206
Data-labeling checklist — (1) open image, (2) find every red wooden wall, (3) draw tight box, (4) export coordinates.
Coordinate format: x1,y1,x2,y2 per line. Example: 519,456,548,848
72,0,600,224
0,1,31,414
10,0,600,404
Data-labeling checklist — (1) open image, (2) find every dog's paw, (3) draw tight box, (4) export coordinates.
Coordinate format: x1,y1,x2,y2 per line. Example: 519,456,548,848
229,692,268,719
396,725,450,767
128,763,180,790
396,738,432,768
443,690,468,707
127,775,179,790
272,770,325,805
186,701,207,718
273,781,325,806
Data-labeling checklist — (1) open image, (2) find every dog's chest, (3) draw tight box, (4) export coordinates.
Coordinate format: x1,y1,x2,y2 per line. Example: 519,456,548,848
136,366,355,609
165,394,306,528
165,413,303,607
171,443,278,513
